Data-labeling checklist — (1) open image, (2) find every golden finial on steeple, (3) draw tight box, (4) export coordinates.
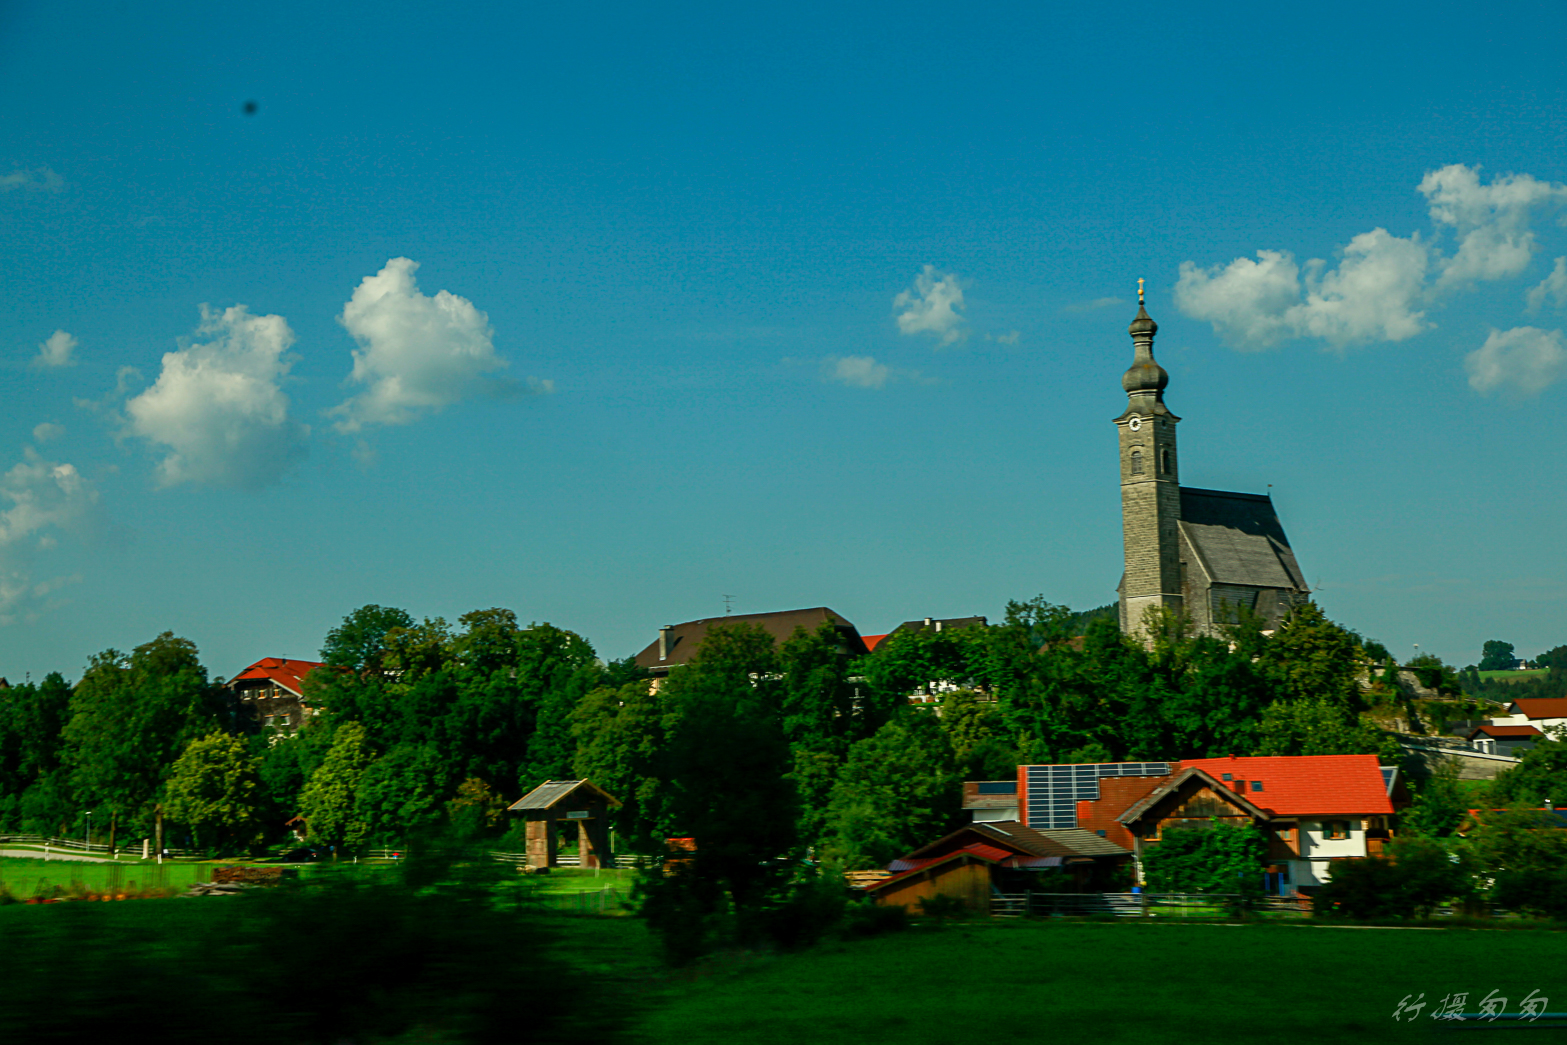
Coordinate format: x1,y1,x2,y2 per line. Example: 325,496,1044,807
1137,277,1145,305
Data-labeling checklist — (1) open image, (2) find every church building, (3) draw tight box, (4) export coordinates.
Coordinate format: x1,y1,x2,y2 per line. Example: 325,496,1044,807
1116,289,1308,635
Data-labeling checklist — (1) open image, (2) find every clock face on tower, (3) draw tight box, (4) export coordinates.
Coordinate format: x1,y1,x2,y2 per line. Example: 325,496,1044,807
1127,417,1143,432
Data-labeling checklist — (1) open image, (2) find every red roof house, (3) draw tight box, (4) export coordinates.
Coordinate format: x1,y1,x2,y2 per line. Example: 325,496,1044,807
226,657,324,732
1010,754,1407,896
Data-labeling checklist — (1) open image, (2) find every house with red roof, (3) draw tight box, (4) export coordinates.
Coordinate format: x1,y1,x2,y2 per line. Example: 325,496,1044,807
1468,724,1545,757
226,657,324,732
1489,699,1567,737
1003,754,1409,895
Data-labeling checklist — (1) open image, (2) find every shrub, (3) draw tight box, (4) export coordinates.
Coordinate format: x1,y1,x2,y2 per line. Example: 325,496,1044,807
839,898,909,938
1315,837,1472,920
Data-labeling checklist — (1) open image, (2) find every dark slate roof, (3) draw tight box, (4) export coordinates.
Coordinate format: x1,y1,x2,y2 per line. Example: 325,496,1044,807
1178,487,1306,590
886,616,989,638
632,607,866,671
1034,827,1133,857
507,779,619,812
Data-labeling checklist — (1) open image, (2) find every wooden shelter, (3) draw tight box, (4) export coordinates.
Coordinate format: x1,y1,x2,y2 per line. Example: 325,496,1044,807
507,779,619,871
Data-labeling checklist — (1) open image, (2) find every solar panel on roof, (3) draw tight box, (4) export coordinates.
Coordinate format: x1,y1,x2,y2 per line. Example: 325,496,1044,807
1024,762,1171,829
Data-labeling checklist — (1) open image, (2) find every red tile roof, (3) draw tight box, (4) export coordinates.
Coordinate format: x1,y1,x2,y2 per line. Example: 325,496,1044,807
1470,725,1545,738
862,634,888,652
228,657,323,697
1510,699,1567,720
1175,754,1394,817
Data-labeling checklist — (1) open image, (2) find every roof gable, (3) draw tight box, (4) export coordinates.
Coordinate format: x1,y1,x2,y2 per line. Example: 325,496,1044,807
507,779,620,811
1178,487,1305,591
1175,755,1395,816
1510,699,1567,720
228,657,324,697
631,607,866,669
1116,767,1271,826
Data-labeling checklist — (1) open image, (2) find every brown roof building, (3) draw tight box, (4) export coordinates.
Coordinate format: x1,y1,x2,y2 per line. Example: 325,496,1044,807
631,607,868,677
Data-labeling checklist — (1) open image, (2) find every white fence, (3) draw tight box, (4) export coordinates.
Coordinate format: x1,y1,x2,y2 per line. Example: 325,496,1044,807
0,834,199,859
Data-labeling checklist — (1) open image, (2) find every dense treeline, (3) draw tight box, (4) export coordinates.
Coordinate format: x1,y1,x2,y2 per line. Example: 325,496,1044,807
0,597,1409,867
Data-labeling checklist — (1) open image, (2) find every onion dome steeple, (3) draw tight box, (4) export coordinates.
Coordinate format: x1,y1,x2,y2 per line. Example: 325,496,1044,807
1122,278,1168,401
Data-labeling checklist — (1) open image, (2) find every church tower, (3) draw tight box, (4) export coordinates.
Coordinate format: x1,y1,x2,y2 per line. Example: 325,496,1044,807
1116,284,1183,633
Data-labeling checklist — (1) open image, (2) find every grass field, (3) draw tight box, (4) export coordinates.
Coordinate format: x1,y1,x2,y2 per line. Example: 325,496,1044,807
1477,668,1549,682
0,855,209,896
6,884,1562,1043
618,919,1567,1045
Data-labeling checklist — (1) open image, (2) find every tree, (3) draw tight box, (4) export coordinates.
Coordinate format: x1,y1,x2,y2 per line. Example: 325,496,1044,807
1487,736,1567,808
1255,603,1363,707
298,721,377,851
571,679,679,851
1255,697,1399,759
1536,645,1567,671
62,632,227,847
1315,836,1473,919
319,604,415,672
163,731,264,852
1140,819,1266,893
1401,758,1468,838
1479,640,1518,672
821,708,961,870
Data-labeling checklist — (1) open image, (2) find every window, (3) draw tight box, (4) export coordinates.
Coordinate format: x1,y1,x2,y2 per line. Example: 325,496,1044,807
1325,821,1350,840
1130,449,1144,475
1250,780,1264,792
1221,773,1233,781
1275,823,1295,844
1161,447,1171,474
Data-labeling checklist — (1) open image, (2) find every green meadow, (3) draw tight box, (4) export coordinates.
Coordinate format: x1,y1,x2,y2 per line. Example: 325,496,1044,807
3,887,1563,1043
1477,668,1549,683
627,919,1563,1045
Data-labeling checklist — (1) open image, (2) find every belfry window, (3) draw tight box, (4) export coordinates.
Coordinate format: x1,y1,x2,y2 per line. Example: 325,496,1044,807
1130,449,1144,475
1161,448,1171,474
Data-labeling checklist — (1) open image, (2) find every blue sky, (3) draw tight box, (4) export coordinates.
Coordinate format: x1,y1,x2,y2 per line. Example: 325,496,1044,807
3,0,1567,681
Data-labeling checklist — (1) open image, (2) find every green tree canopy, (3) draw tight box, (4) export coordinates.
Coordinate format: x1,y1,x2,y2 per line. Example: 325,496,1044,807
1479,640,1518,672
298,721,378,850
1140,818,1267,893
163,731,264,852
62,632,227,842
822,708,961,870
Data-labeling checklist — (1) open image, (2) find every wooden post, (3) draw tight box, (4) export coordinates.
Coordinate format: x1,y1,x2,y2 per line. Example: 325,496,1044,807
155,806,164,865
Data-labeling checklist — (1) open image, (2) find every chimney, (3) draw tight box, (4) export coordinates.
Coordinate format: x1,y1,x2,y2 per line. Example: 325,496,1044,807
935,620,943,633
924,617,933,627
658,626,672,662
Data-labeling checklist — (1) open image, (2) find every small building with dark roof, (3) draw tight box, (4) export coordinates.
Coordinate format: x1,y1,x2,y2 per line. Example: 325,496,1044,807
631,607,867,677
862,821,1133,911
507,779,619,870
1468,724,1545,757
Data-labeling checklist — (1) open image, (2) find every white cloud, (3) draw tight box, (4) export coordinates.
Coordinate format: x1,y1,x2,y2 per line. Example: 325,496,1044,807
1177,231,1429,350
1465,327,1567,396
1420,165,1567,289
1178,165,1567,353
124,305,308,489
1527,257,1567,313
0,166,64,194
819,354,929,389
1292,229,1431,346
331,258,541,433
1061,296,1125,314
824,355,891,388
30,330,77,369
1174,250,1306,349
894,265,966,346
32,423,64,443
993,330,1020,345
0,447,98,625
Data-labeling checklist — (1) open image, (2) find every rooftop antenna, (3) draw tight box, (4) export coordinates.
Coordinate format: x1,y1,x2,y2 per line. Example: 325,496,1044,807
722,594,734,615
